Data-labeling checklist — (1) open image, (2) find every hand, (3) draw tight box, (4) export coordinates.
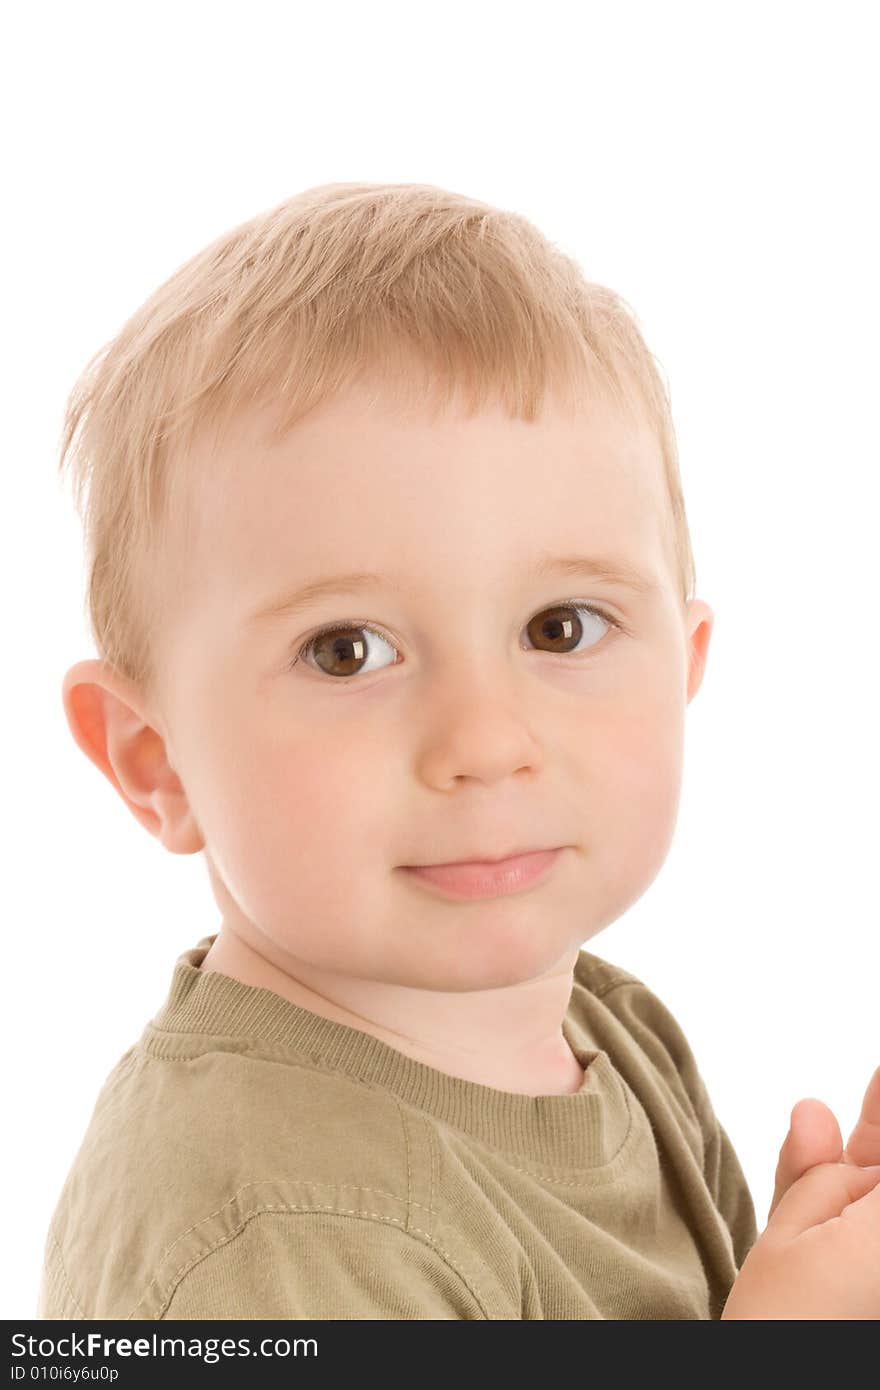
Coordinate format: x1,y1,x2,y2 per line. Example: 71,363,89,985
768,1065,880,1221
721,1157,880,1318
721,1065,880,1320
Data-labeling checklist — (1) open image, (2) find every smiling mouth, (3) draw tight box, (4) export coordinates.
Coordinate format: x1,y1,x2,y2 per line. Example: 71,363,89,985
400,847,565,901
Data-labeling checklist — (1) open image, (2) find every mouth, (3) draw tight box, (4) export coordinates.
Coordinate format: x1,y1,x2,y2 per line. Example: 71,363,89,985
399,847,565,901
405,845,560,868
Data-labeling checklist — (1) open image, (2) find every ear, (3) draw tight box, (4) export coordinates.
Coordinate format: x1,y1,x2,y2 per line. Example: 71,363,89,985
61,659,204,855
684,600,715,704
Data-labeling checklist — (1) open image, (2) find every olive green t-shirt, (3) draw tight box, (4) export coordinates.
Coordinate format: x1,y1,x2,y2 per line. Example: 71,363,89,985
38,934,757,1319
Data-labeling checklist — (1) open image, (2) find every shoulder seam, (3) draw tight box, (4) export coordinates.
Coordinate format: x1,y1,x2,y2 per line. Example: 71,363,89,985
574,948,645,998
589,977,643,1000
152,1205,492,1320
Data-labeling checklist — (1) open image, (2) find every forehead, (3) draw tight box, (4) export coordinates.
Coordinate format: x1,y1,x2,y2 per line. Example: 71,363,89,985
177,380,672,614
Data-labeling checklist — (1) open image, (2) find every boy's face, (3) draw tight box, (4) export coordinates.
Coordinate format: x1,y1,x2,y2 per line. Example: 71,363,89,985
135,374,711,996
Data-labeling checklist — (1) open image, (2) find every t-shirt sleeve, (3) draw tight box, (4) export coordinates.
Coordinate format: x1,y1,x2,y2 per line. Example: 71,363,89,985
160,1210,489,1320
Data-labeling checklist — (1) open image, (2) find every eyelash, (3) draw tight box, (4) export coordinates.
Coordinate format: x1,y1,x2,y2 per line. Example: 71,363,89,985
286,600,624,679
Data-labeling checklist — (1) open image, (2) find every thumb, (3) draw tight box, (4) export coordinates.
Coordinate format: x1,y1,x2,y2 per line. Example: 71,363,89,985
768,1098,843,1222
766,1159,880,1242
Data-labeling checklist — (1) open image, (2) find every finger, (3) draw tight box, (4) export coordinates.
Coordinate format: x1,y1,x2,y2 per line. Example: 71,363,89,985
839,1163,880,1245
768,1099,843,1222
843,1065,880,1167
767,1160,880,1242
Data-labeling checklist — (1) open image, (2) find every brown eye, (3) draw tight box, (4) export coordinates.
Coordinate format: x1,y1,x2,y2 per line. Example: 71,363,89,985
525,604,612,654
298,623,397,679
291,603,618,681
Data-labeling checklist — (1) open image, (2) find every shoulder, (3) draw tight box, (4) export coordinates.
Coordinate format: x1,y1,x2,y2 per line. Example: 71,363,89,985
572,948,715,1125
129,1038,441,1216
574,947,700,1067
129,1032,427,1164
41,1039,453,1317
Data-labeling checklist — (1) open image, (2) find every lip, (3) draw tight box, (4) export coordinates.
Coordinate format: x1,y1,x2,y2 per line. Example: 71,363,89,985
400,847,564,901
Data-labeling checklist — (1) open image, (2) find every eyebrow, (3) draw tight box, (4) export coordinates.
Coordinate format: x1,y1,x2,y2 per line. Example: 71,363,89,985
245,553,661,626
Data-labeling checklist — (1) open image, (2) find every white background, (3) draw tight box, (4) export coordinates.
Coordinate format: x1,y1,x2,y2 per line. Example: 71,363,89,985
4,0,878,1321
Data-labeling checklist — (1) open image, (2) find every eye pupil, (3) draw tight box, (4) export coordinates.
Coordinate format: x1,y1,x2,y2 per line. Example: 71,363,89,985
528,605,583,653
313,629,367,676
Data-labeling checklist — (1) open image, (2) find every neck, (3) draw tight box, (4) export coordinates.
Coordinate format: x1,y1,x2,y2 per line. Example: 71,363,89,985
199,923,587,1097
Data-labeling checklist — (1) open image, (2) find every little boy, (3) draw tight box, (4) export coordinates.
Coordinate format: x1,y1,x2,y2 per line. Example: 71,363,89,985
40,182,880,1321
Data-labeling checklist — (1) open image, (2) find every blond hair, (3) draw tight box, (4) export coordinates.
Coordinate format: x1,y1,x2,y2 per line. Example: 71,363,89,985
58,181,696,703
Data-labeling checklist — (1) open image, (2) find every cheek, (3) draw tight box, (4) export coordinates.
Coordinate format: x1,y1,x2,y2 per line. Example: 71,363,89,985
205,731,394,927
580,698,685,880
